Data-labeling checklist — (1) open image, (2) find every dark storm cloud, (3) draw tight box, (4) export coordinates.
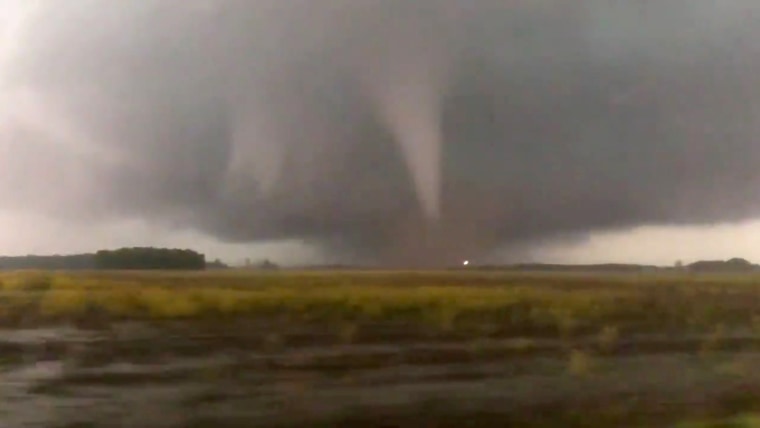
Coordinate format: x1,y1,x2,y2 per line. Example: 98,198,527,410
3,0,760,265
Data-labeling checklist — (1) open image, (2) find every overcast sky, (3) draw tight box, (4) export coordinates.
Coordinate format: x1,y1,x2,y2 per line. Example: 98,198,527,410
2,1,760,266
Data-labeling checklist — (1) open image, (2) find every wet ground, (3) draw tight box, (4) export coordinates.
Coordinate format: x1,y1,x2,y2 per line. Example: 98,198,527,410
3,324,760,427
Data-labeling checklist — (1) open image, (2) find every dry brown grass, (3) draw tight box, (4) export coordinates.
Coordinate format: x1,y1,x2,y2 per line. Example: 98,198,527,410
0,269,758,340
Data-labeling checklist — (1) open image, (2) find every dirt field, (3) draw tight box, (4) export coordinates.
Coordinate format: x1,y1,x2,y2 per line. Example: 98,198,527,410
2,270,760,427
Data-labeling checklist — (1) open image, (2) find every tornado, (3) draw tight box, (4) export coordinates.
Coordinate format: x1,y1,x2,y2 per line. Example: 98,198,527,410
354,8,452,221
362,65,446,221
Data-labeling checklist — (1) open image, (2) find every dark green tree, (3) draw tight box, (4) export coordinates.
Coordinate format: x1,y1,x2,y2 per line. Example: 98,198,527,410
94,247,205,270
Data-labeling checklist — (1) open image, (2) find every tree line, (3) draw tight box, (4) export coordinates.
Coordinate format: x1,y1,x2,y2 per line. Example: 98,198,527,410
0,247,206,271
94,247,205,270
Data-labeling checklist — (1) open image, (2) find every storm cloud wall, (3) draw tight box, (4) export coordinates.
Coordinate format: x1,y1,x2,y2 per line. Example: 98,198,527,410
2,1,760,266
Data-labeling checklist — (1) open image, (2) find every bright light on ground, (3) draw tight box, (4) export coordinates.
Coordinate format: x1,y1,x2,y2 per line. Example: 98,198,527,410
463,260,469,266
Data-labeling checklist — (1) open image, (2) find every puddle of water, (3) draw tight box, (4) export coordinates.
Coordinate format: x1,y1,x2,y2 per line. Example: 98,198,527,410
0,327,93,345
0,361,68,427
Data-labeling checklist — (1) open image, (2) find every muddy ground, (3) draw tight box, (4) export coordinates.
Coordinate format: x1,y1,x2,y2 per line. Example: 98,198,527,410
2,323,760,427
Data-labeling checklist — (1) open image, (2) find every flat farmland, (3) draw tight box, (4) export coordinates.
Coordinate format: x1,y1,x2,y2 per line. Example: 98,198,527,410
2,270,760,427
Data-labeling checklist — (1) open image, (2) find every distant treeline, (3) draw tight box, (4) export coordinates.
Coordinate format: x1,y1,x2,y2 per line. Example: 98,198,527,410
685,258,758,273
0,247,206,271
94,248,205,270
457,263,661,273
505,263,660,273
465,259,760,273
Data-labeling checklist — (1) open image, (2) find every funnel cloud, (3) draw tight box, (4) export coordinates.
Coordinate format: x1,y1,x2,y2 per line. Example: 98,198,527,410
2,1,760,266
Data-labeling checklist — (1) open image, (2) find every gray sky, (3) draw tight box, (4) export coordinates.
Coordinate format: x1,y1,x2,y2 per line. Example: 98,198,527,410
2,1,760,266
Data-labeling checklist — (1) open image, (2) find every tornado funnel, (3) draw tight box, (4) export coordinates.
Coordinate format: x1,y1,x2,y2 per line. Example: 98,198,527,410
355,15,450,221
